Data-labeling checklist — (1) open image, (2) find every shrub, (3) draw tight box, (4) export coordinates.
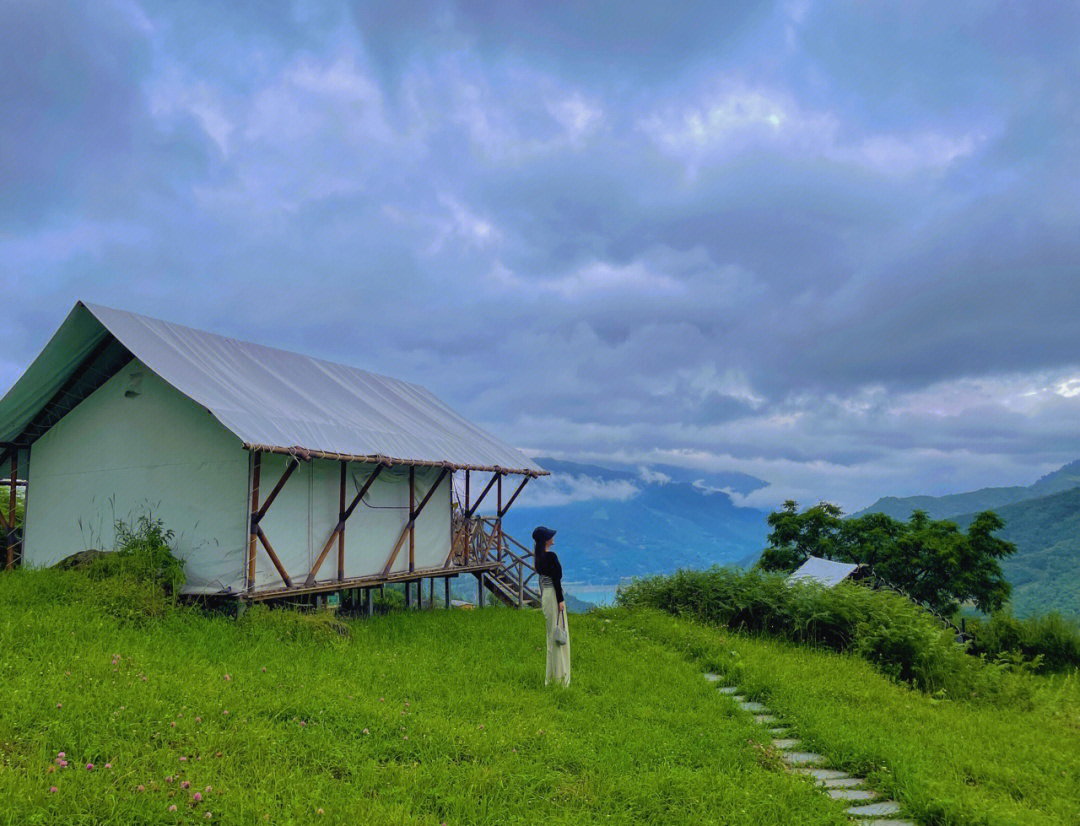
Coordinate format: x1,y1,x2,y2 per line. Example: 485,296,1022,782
967,611,1080,673
89,515,186,595
618,567,997,696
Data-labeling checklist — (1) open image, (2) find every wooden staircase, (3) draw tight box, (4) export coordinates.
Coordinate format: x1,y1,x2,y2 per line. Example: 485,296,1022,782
451,512,541,608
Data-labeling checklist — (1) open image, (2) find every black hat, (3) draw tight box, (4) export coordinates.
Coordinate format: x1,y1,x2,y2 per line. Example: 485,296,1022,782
532,525,557,543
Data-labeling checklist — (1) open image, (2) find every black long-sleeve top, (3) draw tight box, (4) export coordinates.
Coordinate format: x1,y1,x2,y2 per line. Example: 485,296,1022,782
535,550,564,603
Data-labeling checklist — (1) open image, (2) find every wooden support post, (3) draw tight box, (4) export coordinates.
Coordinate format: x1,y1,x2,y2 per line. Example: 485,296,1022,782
444,576,451,609
307,464,384,587
364,588,373,617
337,461,346,581
380,468,449,578
408,466,415,573
254,458,299,523
495,472,503,562
429,577,434,609
499,476,530,516
405,580,412,609
465,470,470,513
248,452,261,590
465,472,498,518
6,449,18,570
477,573,486,608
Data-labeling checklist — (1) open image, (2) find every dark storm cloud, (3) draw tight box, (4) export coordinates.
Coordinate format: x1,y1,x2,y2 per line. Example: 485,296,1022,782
2,0,1079,511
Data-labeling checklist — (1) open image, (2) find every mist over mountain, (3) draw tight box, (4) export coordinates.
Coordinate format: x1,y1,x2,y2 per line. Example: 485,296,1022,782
499,459,769,585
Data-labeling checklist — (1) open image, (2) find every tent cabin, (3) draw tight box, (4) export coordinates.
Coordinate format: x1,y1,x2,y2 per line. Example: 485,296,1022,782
787,556,866,588
0,302,547,608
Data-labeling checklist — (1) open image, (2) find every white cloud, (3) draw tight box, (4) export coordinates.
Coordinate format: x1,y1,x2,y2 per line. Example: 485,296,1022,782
641,79,984,176
513,474,642,508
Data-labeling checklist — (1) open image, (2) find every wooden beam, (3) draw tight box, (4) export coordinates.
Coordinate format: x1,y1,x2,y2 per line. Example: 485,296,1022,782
256,526,293,588
465,469,470,513
305,464,385,587
408,465,415,573
380,522,412,578
499,476,530,517
337,461,346,581
247,452,261,590
465,472,499,517
254,458,299,524
5,449,17,569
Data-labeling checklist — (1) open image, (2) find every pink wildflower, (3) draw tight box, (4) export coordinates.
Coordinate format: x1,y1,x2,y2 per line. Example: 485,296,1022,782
317,809,324,815
195,716,201,723
58,760,68,768
403,735,408,740
180,756,188,762
404,702,410,707
171,722,177,727
205,786,212,793
261,667,266,672
57,752,65,758
182,781,191,789
49,786,58,793
478,724,484,729
142,676,147,682
193,792,202,802
86,763,93,770
56,703,62,709
379,697,385,702
166,776,174,783
104,763,112,769
224,674,231,682
300,720,306,727
222,709,228,715
137,784,146,792
169,805,178,812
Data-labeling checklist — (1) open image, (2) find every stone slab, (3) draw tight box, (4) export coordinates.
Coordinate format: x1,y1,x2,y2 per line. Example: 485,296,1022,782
717,686,739,694
823,776,866,788
782,751,826,765
732,695,747,702
768,728,788,736
794,768,847,780
772,738,800,749
738,701,767,712
828,789,876,801
847,801,901,817
753,714,777,724
862,821,915,826
704,673,722,681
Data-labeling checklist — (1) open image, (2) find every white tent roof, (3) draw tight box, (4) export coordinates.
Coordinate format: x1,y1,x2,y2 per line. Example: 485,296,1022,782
787,556,859,588
0,302,546,476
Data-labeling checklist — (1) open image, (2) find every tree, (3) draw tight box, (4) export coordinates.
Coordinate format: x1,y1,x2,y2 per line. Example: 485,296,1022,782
758,501,1017,616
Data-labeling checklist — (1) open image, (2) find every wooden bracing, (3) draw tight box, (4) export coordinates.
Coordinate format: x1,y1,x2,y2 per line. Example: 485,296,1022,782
238,449,538,606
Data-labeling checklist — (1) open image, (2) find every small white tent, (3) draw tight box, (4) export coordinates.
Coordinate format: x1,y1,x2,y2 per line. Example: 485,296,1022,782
0,302,546,602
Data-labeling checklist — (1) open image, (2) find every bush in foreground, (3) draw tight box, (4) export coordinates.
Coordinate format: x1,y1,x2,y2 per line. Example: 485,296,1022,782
617,566,1001,696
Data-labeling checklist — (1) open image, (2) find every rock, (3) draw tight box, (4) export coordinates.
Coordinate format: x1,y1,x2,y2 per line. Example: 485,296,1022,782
53,550,112,570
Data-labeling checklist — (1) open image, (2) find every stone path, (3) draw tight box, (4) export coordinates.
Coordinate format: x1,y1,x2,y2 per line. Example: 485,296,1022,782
704,673,916,825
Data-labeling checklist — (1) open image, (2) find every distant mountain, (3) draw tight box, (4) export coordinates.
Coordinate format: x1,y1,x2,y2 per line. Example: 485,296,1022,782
950,487,1080,618
855,460,1080,617
852,460,1080,521
500,459,769,586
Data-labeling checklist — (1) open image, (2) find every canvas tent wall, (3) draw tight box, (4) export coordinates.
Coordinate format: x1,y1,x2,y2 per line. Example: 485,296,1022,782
0,302,544,596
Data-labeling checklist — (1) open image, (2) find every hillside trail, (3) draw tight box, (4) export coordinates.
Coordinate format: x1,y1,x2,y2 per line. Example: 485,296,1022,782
703,673,916,826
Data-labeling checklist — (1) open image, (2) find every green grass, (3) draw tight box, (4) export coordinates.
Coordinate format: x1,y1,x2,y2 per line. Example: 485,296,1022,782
621,609,1080,826
0,569,850,825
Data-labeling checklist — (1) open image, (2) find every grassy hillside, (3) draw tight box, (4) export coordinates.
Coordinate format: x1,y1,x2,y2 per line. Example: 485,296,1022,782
623,610,1080,826
0,569,847,825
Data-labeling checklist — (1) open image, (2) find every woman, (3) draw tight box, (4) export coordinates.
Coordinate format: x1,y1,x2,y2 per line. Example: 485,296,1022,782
533,525,570,686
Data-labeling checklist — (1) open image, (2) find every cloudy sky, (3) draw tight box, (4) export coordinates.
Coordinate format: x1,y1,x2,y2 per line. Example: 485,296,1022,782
2,0,1079,511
